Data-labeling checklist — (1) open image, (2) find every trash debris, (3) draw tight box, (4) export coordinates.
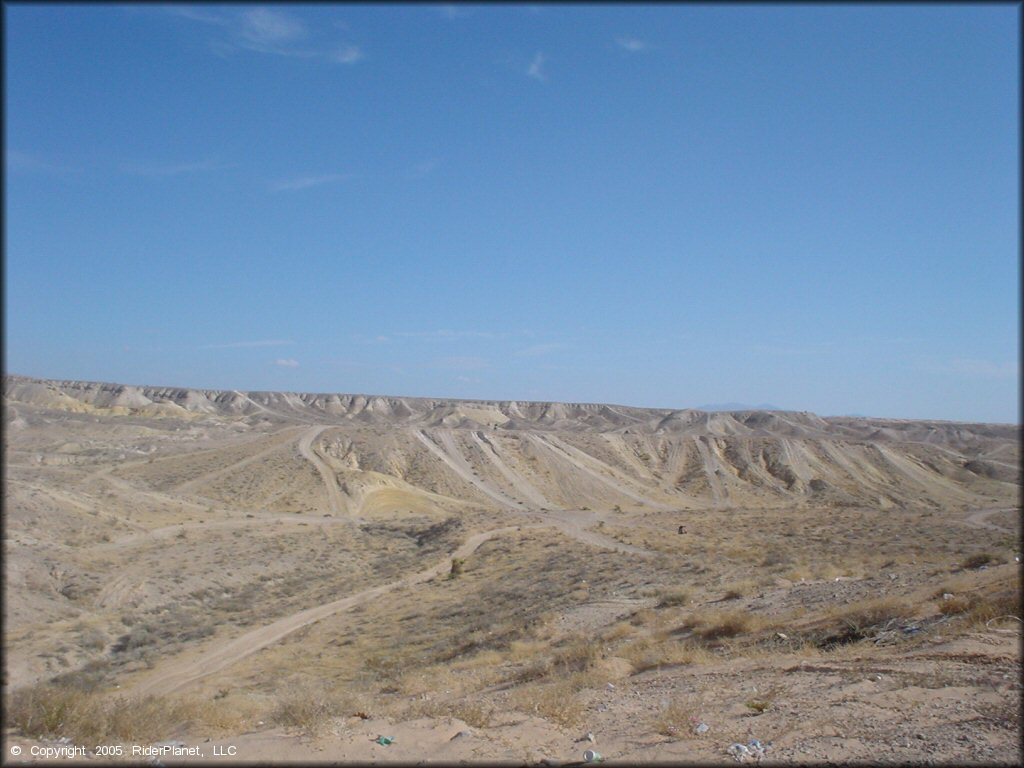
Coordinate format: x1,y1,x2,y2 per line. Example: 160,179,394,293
727,743,750,761
586,732,596,743
373,736,395,746
775,632,788,640
450,730,472,741
942,593,954,600
583,749,603,762
695,722,710,735
728,740,770,762
606,683,615,691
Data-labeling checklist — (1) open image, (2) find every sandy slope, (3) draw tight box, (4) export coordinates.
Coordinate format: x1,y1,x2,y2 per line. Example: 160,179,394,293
3,375,1019,765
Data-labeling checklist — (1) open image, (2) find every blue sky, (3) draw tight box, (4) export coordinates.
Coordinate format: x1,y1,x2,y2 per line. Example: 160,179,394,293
4,4,1019,422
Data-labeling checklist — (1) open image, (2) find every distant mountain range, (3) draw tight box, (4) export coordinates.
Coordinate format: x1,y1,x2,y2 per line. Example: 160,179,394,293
694,402,783,412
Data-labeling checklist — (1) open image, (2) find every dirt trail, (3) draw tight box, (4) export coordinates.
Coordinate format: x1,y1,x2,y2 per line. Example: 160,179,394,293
125,525,536,698
542,509,651,556
963,507,1017,534
530,434,670,509
297,426,351,520
87,513,351,553
470,430,553,508
415,430,519,509
174,427,305,493
692,437,727,506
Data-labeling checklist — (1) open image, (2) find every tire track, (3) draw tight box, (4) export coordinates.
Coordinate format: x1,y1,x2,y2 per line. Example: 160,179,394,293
531,434,672,509
414,430,520,509
297,426,351,520
174,427,306,493
125,525,534,698
469,430,552,508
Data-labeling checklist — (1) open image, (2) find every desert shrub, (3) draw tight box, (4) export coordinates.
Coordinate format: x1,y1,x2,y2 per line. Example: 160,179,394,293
685,610,754,641
656,587,691,608
938,595,973,615
810,597,913,648
552,637,600,674
269,681,349,734
509,675,593,728
4,684,216,743
961,552,996,570
655,699,701,737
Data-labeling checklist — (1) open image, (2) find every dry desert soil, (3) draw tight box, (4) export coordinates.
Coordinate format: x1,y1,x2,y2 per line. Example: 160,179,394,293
2,375,1021,765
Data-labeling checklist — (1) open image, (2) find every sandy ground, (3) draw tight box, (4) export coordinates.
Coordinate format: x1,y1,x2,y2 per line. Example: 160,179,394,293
3,375,1020,764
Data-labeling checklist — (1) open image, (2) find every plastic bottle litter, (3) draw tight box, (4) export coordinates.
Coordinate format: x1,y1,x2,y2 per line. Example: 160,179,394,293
727,743,750,761
583,749,603,763
374,736,395,746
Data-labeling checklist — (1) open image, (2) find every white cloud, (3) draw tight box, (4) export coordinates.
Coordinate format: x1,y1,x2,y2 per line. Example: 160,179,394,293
270,173,352,192
435,356,489,371
527,52,546,81
331,45,363,64
240,8,306,44
438,5,470,20
274,358,300,368
616,36,648,52
164,6,361,65
394,330,526,341
517,342,568,357
411,158,441,178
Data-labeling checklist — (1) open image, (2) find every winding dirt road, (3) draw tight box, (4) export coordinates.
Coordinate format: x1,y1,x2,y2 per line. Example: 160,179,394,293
126,524,536,697
297,426,350,519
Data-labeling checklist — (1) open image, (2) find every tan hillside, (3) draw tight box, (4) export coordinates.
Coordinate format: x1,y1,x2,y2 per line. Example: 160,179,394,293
3,375,1020,764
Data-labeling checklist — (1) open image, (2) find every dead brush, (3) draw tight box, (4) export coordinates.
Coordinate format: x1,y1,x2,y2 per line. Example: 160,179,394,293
269,680,350,735
806,596,914,648
656,586,691,608
681,610,758,641
655,699,704,737
508,672,596,728
4,683,236,743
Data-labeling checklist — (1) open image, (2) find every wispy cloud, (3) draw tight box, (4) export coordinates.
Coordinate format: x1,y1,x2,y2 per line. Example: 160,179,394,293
274,358,300,368
410,158,441,178
437,5,470,20
270,173,353,192
750,342,833,356
616,36,648,52
527,52,546,81
163,6,362,65
517,342,568,357
394,330,526,341
200,339,294,349
331,45,363,64
434,356,490,371
240,8,305,45
352,333,391,345
119,158,232,177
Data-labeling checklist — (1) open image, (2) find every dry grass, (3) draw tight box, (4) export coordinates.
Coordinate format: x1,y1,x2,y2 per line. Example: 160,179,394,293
720,579,756,600
4,683,251,743
682,610,759,641
655,699,704,738
507,671,599,728
656,586,691,607
269,680,352,735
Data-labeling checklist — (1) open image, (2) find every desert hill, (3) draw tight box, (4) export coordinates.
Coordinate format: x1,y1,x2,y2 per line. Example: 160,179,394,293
3,375,1020,764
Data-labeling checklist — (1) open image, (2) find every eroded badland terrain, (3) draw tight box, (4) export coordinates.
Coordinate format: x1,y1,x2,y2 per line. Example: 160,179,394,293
3,375,1021,765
